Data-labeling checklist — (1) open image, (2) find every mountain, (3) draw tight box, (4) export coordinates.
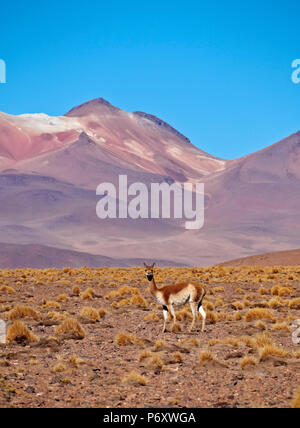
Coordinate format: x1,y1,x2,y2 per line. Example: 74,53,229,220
0,98,225,186
0,97,299,267
0,242,187,269
220,248,300,266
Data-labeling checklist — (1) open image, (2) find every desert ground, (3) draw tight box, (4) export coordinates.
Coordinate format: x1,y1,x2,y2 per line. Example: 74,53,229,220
0,264,299,408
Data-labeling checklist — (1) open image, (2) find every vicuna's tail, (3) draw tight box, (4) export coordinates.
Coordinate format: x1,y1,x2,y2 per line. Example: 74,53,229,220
198,287,206,310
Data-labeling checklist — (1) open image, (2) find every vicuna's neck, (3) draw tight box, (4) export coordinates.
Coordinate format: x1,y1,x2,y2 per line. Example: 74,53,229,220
149,276,158,295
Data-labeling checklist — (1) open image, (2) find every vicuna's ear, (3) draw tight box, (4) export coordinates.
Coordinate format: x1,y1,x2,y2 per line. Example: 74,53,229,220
152,262,156,268
143,262,147,268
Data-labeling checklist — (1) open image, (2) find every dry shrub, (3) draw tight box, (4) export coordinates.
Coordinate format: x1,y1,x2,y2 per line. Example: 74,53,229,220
138,350,153,362
55,318,85,339
240,356,257,369
269,297,285,309
232,301,244,310
251,332,274,349
6,321,38,344
131,295,147,308
208,338,239,348
203,301,214,311
255,321,267,330
119,298,131,306
278,287,293,297
244,308,275,323
43,301,61,309
121,372,147,386
234,312,242,321
47,311,69,321
72,285,81,296
178,338,200,347
144,313,159,323
0,285,15,293
81,288,95,300
213,287,224,293
166,352,184,364
198,351,214,364
171,322,182,333
271,285,280,296
115,332,144,347
258,344,288,361
176,309,193,321
146,354,164,370
105,286,140,300
80,307,100,322
56,294,69,302
292,388,300,408
69,355,85,367
206,310,218,324
153,340,166,351
7,305,40,322
53,363,66,372
292,350,300,359
289,298,300,310
272,323,290,331
98,308,108,318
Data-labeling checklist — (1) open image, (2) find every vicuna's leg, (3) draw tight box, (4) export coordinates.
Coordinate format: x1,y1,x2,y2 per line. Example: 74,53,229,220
198,303,206,332
189,302,197,332
162,305,169,333
168,304,177,330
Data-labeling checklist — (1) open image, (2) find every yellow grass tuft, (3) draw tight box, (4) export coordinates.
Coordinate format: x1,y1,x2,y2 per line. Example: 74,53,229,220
233,312,242,321
292,388,300,408
98,308,108,318
198,351,214,364
56,294,69,302
272,322,290,331
42,301,61,309
47,311,69,321
171,322,182,333
69,355,85,367
240,356,257,369
138,350,153,362
289,298,300,309
0,285,15,293
268,297,285,309
7,305,40,322
175,309,193,321
244,308,275,323
258,344,288,360
80,307,100,322
80,288,95,300
153,340,166,351
121,372,147,386
255,320,267,330
115,332,144,347
206,310,218,324
131,294,147,308
72,285,81,296
167,352,184,364
146,354,164,370
6,321,38,344
53,363,66,372
55,318,85,339
144,313,160,323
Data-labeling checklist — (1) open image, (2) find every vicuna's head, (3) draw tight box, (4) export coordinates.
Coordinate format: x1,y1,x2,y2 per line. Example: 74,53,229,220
144,262,155,282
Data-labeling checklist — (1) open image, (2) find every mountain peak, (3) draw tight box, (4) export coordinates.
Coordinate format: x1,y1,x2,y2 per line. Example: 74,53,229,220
133,111,191,144
65,97,120,117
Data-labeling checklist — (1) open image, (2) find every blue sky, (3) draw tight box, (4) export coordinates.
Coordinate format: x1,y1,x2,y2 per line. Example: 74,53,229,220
0,0,299,159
